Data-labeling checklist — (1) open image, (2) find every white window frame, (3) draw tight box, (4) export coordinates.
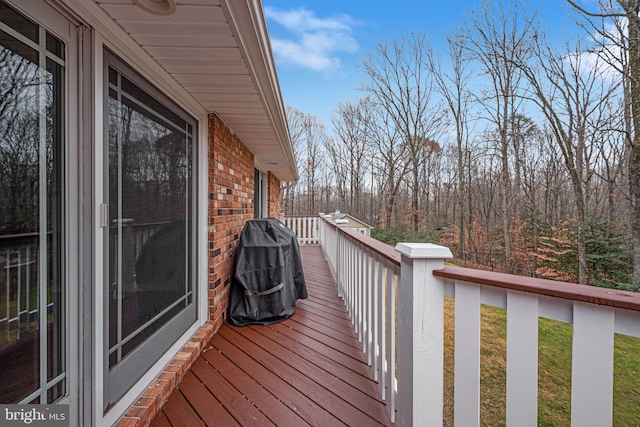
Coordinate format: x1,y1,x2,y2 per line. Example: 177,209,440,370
254,167,268,219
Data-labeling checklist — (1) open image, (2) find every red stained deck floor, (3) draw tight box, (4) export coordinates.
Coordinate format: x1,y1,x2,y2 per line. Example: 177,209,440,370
151,245,392,426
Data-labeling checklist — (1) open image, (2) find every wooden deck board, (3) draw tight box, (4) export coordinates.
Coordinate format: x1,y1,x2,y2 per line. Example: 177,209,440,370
152,245,391,426
160,389,205,426
150,412,171,427
253,322,380,399
234,326,388,421
210,332,344,426
199,346,310,427
287,314,360,347
178,371,241,427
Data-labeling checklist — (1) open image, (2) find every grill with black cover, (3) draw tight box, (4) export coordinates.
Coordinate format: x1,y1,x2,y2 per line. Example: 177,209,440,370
228,218,307,326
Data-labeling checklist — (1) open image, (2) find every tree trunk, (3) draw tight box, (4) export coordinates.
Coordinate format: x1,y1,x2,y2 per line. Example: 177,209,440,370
501,134,511,268
628,5,640,282
412,166,420,232
458,155,465,257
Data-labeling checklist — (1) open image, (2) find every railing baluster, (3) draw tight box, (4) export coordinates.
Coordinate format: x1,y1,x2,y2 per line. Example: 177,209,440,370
506,290,539,426
386,263,396,423
350,240,356,324
377,259,385,398
25,245,31,331
5,248,11,342
365,249,373,364
571,302,614,427
454,280,481,427
356,243,363,340
17,247,21,340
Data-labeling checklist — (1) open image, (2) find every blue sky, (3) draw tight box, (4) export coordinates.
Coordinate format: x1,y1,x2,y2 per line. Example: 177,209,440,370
263,1,582,127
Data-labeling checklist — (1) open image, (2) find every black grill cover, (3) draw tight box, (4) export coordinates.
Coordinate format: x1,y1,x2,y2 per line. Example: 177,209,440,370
228,218,307,326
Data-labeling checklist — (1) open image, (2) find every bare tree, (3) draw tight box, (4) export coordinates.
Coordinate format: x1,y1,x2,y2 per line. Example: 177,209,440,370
463,0,538,265
282,106,328,216
327,98,375,217
370,104,408,228
516,36,621,284
428,32,473,255
360,32,445,232
591,115,627,223
301,114,327,215
0,51,41,233
281,105,306,215
567,0,640,281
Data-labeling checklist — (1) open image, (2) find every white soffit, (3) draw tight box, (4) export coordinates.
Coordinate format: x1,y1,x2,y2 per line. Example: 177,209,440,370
94,0,298,181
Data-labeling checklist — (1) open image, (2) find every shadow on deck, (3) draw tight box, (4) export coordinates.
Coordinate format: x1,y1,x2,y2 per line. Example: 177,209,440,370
151,245,392,426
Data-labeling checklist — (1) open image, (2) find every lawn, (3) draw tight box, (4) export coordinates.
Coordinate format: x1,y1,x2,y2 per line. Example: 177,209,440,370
442,298,640,426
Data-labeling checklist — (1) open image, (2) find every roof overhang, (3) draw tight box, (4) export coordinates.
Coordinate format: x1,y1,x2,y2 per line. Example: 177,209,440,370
93,0,298,181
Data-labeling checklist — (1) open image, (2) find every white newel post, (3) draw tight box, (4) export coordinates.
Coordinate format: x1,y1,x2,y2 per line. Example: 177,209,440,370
322,213,332,249
395,243,453,427
335,219,349,298
318,214,324,247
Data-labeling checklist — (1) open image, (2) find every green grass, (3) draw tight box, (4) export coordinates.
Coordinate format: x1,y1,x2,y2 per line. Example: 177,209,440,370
442,300,640,426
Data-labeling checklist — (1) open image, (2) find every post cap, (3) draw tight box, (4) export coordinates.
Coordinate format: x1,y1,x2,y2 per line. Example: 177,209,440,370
395,242,453,259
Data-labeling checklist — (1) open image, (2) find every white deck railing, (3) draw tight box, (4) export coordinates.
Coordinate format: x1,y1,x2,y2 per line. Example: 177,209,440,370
0,233,41,343
1,223,165,348
308,214,640,426
283,216,318,244
319,214,401,421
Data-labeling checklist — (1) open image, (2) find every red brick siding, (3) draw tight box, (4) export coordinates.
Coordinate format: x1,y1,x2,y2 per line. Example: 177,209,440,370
207,113,255,330
267,172,281,219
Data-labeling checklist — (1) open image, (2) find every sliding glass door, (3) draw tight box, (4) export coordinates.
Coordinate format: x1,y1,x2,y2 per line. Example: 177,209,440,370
104,52,196,406
0,0,66,404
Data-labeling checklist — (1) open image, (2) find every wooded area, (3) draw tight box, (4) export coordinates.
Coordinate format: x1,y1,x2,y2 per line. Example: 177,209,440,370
280,0,640,289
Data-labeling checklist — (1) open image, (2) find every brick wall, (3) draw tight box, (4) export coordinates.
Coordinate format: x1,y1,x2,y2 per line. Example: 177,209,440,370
207,113,255,331
267,172,281,219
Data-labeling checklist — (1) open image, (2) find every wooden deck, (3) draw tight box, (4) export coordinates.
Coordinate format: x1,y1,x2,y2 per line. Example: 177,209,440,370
150,245,392,426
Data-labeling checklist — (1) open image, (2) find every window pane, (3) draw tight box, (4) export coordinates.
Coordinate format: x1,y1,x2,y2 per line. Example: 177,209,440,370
120,73,187,131
0,2,38,43
107,65,193,368
46,32,64,60
45,58,64,392
0,16,64,403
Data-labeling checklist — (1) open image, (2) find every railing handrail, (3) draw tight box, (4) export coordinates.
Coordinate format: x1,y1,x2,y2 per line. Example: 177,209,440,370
319,216,401,265
435,265,640,312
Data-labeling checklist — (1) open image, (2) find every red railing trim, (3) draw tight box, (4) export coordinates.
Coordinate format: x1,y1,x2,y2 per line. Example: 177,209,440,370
434,266,640,312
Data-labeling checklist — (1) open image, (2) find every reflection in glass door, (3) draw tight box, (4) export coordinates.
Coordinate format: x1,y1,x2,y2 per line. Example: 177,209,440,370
104,52,196,405
0,1,65,404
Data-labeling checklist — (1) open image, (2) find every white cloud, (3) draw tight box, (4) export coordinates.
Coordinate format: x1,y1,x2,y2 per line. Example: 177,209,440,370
574,20,627,81
265,7,359,72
